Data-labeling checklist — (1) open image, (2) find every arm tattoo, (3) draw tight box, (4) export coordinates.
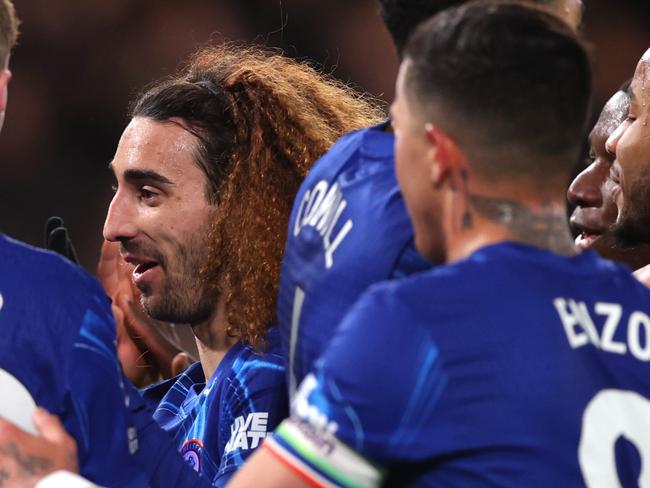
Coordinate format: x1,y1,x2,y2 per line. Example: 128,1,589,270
0,442,52,477
468,194,575,255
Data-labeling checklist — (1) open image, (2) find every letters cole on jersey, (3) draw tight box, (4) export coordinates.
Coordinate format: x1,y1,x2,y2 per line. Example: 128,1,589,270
0,234,147,487
142,327,288,487
278,121,430,397
269,243,650,487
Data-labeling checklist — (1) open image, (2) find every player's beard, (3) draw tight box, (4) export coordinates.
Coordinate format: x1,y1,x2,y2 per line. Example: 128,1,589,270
138,227,217,326
613,174,650,248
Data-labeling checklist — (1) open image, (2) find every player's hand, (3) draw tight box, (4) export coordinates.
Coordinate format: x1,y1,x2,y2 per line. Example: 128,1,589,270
98,240,186,387
0,408,79,488
43,216,79,264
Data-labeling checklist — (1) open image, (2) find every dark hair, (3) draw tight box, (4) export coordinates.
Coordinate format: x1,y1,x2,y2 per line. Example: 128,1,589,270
620,77,633,95
0,0,18,64
378,0,468,58
377,0,564,59
131,45,384,349
404,0,591,178
131,78,235,203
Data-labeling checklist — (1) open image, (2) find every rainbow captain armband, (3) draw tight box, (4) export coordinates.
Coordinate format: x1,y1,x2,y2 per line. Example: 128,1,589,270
265,418,384,488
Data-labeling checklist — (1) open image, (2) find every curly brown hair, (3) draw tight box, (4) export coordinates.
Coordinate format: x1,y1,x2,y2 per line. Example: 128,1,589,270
0,0,19,65
131,44,384,350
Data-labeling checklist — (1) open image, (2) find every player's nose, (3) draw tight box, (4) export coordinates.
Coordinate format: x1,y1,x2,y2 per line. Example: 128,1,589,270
567,162,603,209
103,192,139,243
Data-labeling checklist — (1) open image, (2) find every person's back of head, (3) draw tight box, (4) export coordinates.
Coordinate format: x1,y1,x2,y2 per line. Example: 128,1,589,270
379,0,469,58
392,0,591,262
379,0,582,59
403,0,590,185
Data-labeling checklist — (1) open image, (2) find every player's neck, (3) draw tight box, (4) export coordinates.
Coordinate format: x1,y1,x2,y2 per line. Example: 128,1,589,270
444,193,576,263
191,294,238,381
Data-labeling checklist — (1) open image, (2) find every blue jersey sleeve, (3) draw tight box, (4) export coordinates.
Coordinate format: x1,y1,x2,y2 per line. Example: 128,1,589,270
215,356,288,487
63,279,149,487
267,284,447,487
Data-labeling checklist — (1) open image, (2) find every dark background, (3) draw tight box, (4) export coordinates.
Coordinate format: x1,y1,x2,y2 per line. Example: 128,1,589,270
2,0,650,270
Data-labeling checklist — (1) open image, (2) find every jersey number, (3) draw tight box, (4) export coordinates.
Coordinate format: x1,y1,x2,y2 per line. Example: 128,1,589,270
579,389,650,487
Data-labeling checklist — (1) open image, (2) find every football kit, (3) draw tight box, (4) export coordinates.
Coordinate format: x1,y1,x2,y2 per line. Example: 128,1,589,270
277,121,429,397
269,243,650,487
0,234,147,487
142,327,288,487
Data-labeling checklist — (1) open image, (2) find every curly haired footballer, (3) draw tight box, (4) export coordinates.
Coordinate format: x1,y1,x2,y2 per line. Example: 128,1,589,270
131,44,384,350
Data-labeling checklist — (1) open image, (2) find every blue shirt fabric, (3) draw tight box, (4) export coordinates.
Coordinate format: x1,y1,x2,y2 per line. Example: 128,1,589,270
269,243,650,487
0,234,147,487
277,121,429,396
142,327,288,487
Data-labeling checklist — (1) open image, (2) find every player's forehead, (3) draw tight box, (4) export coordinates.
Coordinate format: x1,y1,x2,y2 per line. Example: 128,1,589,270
111,117,202,182
592,91,629,142
631,50,650,105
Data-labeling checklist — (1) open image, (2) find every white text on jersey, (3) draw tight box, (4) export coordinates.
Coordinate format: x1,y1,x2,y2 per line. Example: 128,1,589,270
293,180,353,269
554,298,650,361
293,374,339,435
224,412,269,453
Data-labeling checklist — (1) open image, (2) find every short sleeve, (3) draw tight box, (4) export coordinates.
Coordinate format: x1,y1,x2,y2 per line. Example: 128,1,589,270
267,283,448,487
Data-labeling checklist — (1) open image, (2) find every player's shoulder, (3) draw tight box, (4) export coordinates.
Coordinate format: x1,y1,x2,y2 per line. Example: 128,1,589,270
351,254,471,316
304,120,393,179
364,242,650,307
323,120,392,159
0,234,102,297
225,327,286,391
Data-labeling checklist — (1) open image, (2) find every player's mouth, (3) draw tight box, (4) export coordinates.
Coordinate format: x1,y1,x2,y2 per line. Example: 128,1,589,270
122,255,162,288
133,261,160,285
574,230,601,251
570,216,605,252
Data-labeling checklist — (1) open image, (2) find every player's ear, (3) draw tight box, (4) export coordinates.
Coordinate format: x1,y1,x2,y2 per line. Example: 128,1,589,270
425,123,465,190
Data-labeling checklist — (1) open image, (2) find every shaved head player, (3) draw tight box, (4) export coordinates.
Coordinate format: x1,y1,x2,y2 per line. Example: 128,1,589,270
233,2,650,487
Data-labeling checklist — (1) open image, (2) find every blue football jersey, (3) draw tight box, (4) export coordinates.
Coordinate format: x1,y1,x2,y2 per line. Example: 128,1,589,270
0,234,147,487
278,121,429,396
142,327,288,487
269,243,650,487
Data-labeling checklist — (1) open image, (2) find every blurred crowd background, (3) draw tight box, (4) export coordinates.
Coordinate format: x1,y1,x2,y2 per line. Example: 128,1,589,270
1,0,649,269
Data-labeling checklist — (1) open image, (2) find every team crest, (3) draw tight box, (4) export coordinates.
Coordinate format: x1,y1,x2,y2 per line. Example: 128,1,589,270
180,438,204,472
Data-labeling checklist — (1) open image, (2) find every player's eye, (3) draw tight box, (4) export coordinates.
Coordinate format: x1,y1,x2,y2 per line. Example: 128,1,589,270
138,186,159,203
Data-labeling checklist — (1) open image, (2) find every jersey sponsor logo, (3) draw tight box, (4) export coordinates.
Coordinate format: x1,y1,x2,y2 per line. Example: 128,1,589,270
293,374,339,435
293,180,353,269
554,298,650,361
224,412,269,454
180,438,203,472
0,292,4,311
